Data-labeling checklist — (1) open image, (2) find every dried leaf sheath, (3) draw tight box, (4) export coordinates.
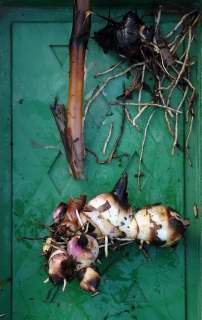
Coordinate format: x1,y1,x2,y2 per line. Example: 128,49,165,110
66,0,91,179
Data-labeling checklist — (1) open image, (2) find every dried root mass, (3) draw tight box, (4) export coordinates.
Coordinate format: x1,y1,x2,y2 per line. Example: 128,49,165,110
84,7,200,177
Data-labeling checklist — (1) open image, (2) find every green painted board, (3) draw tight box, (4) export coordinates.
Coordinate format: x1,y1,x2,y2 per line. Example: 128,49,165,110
0,0,202,8
0,4,201,320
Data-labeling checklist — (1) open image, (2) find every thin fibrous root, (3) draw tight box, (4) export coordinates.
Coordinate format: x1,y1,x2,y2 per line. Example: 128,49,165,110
62,279,67,292
137,111,156,191
172,86,189,154
183,77,196,117
95,60,124,77
156,77,174,118
86,147,128,164
155,5,162,33
85,106,127,164
185,115,194,166
175,60,195,67
164,111,175,138
133,106,148,128
166,9,197,38
170,67,196,118
75,209,84,229
102,123,114,155
156,60,176,81
124,107,134,126
138,64,146,111
170,32,187,54
105,236,109,257
167,27,192,106
43,278,49,284
83,62,144,121
113,101,182,114
92,291,100,297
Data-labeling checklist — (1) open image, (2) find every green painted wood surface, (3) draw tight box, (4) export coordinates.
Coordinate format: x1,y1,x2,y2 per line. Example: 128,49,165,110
0,6,201,320
0,0,201,8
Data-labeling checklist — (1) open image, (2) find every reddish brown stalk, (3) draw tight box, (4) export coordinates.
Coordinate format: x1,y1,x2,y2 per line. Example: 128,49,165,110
66,0,91,179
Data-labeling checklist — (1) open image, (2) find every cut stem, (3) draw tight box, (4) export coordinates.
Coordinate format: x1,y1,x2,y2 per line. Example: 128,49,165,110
66,0,91,179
